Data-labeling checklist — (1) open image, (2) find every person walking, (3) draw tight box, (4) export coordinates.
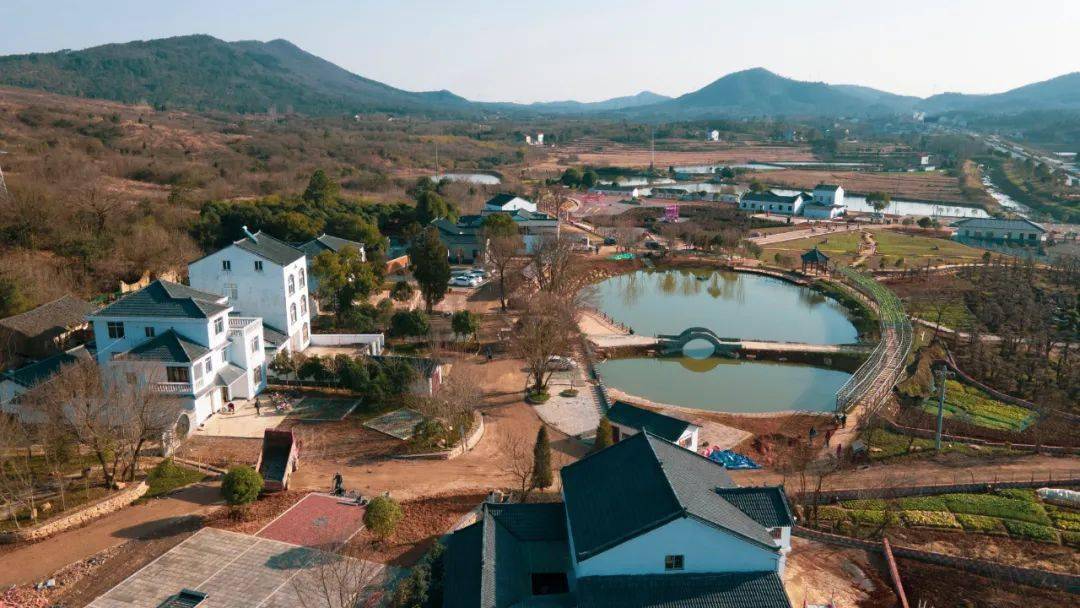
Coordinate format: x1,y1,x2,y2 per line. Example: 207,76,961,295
836,443,843,460
808,426,818,446
841,413,848,428
254,398,261,416
824,429,833,447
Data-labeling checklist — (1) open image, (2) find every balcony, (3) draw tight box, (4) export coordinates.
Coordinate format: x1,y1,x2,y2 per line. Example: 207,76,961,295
153,382,192,395
228,316,260,338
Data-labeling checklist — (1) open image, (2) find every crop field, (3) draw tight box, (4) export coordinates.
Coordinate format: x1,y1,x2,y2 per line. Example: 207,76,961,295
817,488,1080,546
764,229,990,269
533,140,816,172
919,380,1037,431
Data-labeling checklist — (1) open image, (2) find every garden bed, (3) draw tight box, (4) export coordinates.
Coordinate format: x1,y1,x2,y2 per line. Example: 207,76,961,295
918,379,1036,431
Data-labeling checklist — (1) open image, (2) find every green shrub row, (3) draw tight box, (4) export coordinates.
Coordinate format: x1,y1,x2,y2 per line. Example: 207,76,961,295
939,493,1051,526
1002,519,1059,543
900,510,961,529
955,513,1007,534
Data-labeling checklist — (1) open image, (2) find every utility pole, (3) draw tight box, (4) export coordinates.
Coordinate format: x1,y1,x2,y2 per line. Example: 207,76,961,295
933,365,954,452
0,151,9,201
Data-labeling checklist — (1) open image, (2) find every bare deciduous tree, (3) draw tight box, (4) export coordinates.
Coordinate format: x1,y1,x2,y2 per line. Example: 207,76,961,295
484,233,523,311
497,430,535,501
290,541,388,608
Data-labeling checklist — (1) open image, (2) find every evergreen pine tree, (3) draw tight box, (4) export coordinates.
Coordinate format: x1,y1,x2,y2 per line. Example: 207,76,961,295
530,426,553,491
593,417,613,452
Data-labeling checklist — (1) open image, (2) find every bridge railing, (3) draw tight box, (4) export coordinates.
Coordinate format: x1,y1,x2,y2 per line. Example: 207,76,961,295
834,267,913,413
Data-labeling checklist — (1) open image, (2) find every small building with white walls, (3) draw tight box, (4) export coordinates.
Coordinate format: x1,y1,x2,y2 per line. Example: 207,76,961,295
952,218,1048,243
606,400,700,452
482,193,537,214
803,183,847,219
189,228,311,353
740,191,806,215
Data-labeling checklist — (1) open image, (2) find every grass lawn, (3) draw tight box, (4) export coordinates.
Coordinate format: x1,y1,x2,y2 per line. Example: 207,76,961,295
764,229,991,270
903,297,979,330
919,380,1036,431
820,488,1077,545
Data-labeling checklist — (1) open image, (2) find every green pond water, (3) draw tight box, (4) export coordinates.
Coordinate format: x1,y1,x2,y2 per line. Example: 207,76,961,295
597,357,850,413
594,268,858,344
593,269,859,412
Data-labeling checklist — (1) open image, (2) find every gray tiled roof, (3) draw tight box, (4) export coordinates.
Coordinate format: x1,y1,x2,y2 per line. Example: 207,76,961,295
116,330,209,363
296,234,365,259
742,191,803,204
484,193,528,208
560,432,776,561
262,323,288,348
96,281,228,320
1,344,94,388
606,401,694,443
714,487,794,528
215,363,247,387
233,231,305,266
813,183,841,191
952,217,1046,232
577,572,791,608
0,295,94,338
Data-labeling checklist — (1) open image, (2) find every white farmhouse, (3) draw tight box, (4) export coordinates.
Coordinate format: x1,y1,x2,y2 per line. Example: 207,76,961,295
482,193,538,214
441,432,794,608
740,190,806,215
952,218,1048,243
87,280,267,433
803,183,847,219
189,229,311,353
606,400,701,451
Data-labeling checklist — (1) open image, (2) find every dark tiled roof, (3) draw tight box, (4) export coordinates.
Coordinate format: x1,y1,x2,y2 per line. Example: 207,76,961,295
801,247,830,263
742,191,803,204
96,281,228,320
262,323,288,348
813,183,841,191
2,344,94,388
561,433,775,561
0,295,94,338
443,502,572,608
715,487,794,528
296,234,365,259
116,330,209,363
952,217,1046,232
577,572,791,608
484,193,528,208
606,401,694,443
233,231,305,266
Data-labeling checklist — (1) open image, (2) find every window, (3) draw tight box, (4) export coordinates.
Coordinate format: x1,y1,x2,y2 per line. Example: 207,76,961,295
205,360,212,375
214,317,224,335
254,260,264,272
253,365,263,384
144,326,156,338
530,573,569,596
664,555,684,571
222,260,232,271
298,269,306,288
223,283,238,301
250,336,260,353
288,275,296,296
107,321,125,339
300,297,307,316
290,303,297,323
166,366,190,383
193,362,203,380
302,322,309,342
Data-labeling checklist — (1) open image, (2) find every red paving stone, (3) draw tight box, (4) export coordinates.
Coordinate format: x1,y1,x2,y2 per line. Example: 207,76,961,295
256,492,366,550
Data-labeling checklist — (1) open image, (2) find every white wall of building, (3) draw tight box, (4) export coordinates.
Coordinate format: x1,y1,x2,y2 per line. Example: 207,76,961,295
571,516,780,578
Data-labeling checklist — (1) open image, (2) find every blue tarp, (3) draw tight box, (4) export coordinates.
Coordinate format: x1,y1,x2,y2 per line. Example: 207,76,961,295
708,450,760,470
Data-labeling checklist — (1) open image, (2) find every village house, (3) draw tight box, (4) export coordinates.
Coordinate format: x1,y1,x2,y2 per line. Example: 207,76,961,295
432,198,559,262
952,217,1048,243
188,228,312,353
740,190,806,215
605,400,701,451
0,295,95,365
0,344,95,417
87,280,268,433
588,184,647,198
295,233,366,312
802,183,847,219
442,432,794,608
482,193,538,214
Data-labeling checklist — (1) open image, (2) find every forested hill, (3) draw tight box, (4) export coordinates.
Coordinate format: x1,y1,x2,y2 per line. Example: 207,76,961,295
0,35,474,116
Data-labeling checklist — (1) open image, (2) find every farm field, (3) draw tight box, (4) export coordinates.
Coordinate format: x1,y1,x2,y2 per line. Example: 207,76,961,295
816,488,1080,547
764,229,990,269
919,380,1036,431
531,141,816,172
742,168,976,204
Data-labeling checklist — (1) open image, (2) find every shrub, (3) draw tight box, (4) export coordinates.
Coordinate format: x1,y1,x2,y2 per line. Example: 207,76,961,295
593,418,613,452
1062,530,1080,547
849,509,900,527
221,466,263,506
526,391,550,404
1003,519,1059,543
900,510,962,529
559,388,579,397
995,488,1038,502
816,506,849,523
145,459,206,498
365,495,404,540
390,541,444,608
841,499,887,510
955,514,1007,534
389,310,430,337
1051,516,1080,532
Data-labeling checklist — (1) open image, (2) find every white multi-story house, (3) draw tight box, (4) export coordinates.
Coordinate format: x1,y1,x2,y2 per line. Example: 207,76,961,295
189,228,311,353
88,280,267,433
803,183,847,219
740,190,806,215
441,432,794,608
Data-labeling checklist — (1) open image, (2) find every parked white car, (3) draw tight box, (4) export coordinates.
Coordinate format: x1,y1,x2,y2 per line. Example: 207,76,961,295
546,355,576,371
450,275,481,287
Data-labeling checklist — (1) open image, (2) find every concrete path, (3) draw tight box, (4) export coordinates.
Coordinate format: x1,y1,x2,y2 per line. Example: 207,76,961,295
0,481,222,586
750,223,864,245
194,398,286,438
532,368,601,438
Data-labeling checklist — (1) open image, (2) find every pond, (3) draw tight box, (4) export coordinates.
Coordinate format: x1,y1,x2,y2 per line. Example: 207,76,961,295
597,357,850,413
594,269,859,344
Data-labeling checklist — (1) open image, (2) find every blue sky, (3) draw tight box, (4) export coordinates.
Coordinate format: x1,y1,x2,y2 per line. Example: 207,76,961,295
1,0,1076,103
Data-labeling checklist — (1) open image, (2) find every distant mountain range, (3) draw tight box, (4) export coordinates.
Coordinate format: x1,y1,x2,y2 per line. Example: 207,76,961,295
0,35,1077,119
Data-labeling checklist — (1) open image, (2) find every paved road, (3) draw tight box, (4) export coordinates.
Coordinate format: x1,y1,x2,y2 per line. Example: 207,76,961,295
0,482,222,586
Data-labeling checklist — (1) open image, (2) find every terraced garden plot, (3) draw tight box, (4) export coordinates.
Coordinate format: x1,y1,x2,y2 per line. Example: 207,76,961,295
919,379,1036,431
363,408,425,440
821,489,1079,546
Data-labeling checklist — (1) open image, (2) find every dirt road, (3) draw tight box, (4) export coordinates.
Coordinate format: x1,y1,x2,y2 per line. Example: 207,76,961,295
0,482,222,587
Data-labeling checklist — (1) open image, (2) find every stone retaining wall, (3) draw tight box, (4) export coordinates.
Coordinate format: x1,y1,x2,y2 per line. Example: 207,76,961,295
880,417,1080,455
0,481,149,544
392,410,485,461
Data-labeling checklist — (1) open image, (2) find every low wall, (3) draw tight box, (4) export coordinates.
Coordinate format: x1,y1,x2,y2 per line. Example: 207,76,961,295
0,481,149,544
392,410,485,461
880,417,1080,455
793,527,1080,593
310,333,384,354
